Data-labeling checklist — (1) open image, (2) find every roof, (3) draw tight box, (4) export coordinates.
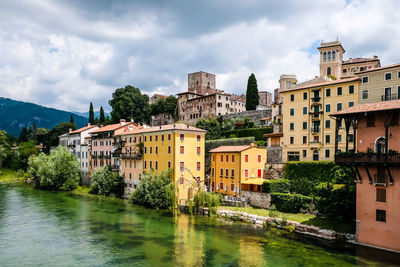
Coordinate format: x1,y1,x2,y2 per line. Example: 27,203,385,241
90,122,135,134
342,57,379,65
136,123,206,134
260,117,271,121
209,145,252,153
281,77,360,93
241,178,265,185
356,63,400,74
176,91,204,96
69,125,97,134
152,94,168,99
330,99,400,116
264,133,283,138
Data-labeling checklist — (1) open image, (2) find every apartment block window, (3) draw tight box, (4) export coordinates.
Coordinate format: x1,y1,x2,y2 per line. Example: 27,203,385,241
245,169,249,178
161,135,164,142
376,210,386,222
290,123,294,130
290,108,295,116
326,104,331,112
258,155,261,162
348,134,354,143
303,92,307,100
290,136,294,144
197,135,201,141
224,155,228,162
326,88,331,97
150,147,153,154
149,161,152,169
225,169,229,177
212,154,215,161
290,94,294,101
367,114,375,127
144,147,147,154
245,155,248,162
303,136,307,144
231,155,235,162
338,135,342,143
325,149,330,158
385,72,392,80
197,147,201,155
257,169,262,178
362,90,368,99
376,188,386,202
349,85,354,94
179,146,184,154
302,150,307,158
155,135,158,141
197,162,201,171
303,107,307,115
168,161,171,169
221,155,224,162
220,168,223,177
144,136,147,142
180,134,184,141
303,122,307,130
211,168,214,177
349,101,354,107
180,162,184,172
155,161,158,170
155,147,158,154
362,76,369,83
337,103,342,111
231,169,235,178
398,71,400,79
168,134,171,140
168,146,171,154
337,87,342,96
325,135,331,143
150,136,152,142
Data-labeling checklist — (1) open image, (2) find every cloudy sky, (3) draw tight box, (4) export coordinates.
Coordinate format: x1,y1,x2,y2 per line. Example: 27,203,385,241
1,0,400,112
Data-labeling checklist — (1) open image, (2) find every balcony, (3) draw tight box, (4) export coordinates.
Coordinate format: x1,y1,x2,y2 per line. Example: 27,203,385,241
381,94,398,101
120,152,142,159
309,111,323,119
335,152,400,165
311,96,321,102
110,165,120,172
311,128,320,134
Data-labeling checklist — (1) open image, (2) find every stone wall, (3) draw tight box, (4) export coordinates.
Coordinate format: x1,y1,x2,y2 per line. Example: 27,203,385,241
220,109,271,125
263,163,284,180
242,191,271,209
267,146,282,163
150,113,175,127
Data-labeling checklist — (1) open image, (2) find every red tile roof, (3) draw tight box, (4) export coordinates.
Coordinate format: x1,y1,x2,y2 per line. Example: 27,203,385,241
281,77,360,93
136,123,206,134
153,94,168,99
90,122,135,134
330,99,400,116
356,63,400,74
69,125,97,134
342,57,379,65
209,145,252,153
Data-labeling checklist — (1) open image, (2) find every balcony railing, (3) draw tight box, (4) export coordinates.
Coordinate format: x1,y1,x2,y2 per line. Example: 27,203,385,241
120,152,142,159
311,96,321,102
311,128,320,133
335,152,400,165
381,94,398,101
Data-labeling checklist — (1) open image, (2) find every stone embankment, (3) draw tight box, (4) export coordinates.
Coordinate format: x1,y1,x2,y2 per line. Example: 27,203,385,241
216,209,355,241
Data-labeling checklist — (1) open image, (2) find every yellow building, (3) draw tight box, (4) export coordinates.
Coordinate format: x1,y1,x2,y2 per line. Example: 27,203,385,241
138,124,206,205
210,144,265,196
280,77,360,162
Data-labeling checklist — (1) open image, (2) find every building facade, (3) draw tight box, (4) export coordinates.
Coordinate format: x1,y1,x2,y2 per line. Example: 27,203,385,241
210,144,265,196
258,91,273,108
332,100,400,252
149,94,168,104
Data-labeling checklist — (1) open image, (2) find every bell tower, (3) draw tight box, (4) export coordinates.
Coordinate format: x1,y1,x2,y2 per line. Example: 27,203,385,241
318,40,345,79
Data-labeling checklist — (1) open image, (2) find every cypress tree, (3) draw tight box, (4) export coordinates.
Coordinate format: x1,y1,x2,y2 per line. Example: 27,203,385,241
99,106,105,123
89,102,94,124
70,114,75,125
245,73,259,111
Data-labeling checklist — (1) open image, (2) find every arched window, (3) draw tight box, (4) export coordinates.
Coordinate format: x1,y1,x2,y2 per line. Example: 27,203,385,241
375,137,386,153
327,67,332,76
313,150,319,161
328,51,331,61
332,51,336,60
323,52,327,62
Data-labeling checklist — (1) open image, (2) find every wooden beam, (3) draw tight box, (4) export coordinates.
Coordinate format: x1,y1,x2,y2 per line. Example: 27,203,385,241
354,166,364,183
386,165,394,185
364,165,373,184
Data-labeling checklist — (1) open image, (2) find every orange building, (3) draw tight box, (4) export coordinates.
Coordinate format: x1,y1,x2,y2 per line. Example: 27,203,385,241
209,144,265,196
332,99,400,252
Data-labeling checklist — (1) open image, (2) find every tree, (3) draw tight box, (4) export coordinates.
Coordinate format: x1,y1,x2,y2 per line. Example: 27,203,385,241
109,85,151,123
0,130,11,168
89,102,94,124
28,146,80,191
150,100,165,116
164,96,178,118
195,118,221,140
36,128,50,145
245,73,259,110
70,114,75,125
18,140,39,170
90,166,124,197
99,106,105,123
44,122,76,152
18,127,30,143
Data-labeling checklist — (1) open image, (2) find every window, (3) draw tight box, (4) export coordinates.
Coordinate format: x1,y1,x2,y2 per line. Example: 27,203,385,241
231,183,235,192
245,155,248,162
220,168,223,177
337,87,342,96
338,135,342,142
398,71,400,79
225,169,229,177
362,90,368,99
313,150,319,161
155,147,158,154
325,135,330,143
221,155,224,162
168,146,171,154
225,155,229,162
149,161,152,169
180,134,184,141
349,85,354,94
326,104,331,112
231,169,235,178
323,52,326,61
302,150,307,158
197,147,201,155
385,72,392,80
180,162,184,172
212,154,215,162
376,188,386,202
303,92,307,100
290,123,294,130
197,162,201,171
245,169,249,178
150,147,152,154
362,76,369,83
257,169,262,178
325,149,330,158
168,134,171,140
367,114,375,127
290,136,294,144
290,108,294,116
290,94,294,101
303,136,307,144
211,168,214,177
161,135,164,142
258,155,261,162
303,122,307,130
144,147,147,154
326,88,331,97
150,136,152,142
303,107,307,115
231,155,235,162
337,103,342,111
155,135,158,141
197,135,201,141
376,210,386,222
155,161,158,170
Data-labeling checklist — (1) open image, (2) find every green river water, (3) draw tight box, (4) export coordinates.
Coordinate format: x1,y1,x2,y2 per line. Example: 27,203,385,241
0,184,399,266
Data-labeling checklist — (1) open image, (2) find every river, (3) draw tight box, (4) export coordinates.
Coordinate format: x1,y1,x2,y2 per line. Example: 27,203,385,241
0,184,399,266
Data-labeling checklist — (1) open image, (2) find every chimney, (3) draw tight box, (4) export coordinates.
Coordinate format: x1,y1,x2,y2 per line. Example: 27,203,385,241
373,55,378,59
69,128,72,133
120,119,126,126
250,142,255,147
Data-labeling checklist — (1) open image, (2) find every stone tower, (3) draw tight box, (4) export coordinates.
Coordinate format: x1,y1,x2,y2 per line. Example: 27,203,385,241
318,40,345,79
188,71,216,95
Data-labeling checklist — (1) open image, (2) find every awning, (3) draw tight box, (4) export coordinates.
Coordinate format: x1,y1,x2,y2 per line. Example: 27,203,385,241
241,178,264,185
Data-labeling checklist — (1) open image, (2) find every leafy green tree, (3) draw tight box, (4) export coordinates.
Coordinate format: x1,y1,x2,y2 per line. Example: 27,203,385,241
109,85,150,123
18,141,39,170
28,146,80,191
90,166,124,197
18,127,30,143
0,130,11,168
36,128,50,145
99,106,105,123
150,99,165,116
165,95,178,117
245,73,259,110
89,102,94,124
195,118,221,140
44,122,76,152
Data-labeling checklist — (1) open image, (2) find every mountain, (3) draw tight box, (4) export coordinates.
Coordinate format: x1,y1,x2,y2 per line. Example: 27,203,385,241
72,111,110,119
0,97,88,136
